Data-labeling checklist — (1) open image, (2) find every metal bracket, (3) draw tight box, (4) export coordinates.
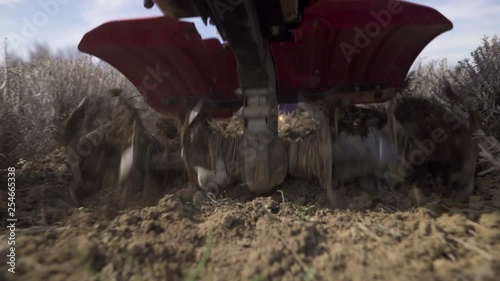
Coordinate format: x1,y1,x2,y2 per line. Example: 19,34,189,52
200,0,280,194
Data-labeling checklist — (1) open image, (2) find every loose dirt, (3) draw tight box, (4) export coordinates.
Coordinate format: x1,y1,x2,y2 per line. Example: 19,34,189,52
1,108,499,281
1,147,499,281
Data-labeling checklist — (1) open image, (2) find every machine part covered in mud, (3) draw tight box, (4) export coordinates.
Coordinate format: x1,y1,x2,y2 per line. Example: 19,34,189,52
63,89,483,209
62,90,184,207
63,0,484,209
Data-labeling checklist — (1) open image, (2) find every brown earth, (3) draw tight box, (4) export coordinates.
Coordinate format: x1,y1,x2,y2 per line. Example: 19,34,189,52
1,110,500,281
1,148,499,281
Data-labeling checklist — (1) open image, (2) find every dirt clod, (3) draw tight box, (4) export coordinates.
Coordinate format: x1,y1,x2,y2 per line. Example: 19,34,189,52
2,103,500,281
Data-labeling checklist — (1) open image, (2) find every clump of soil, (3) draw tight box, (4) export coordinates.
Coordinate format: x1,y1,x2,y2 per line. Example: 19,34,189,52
2,176,499,281
2,104,500,281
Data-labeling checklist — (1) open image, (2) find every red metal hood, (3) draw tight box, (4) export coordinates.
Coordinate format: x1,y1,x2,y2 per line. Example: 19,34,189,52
78,0,452,117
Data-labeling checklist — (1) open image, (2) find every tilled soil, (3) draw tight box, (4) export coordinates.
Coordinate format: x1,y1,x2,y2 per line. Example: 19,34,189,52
1,160,499,281
1,108,500,281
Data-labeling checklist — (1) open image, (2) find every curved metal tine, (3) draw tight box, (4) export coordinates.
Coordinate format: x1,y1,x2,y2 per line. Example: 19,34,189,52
189,98,205,126
119,120,137,185
386,98,398,147
63,96,89,142
334,105,339,137
77,96,89,109
119,145,134,185
180,98,205,161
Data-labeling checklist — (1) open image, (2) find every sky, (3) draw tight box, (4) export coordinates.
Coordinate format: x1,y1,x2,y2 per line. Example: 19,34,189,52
0,0,499,66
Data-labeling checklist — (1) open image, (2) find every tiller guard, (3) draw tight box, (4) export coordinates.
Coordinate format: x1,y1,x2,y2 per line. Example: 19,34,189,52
78,0,452,118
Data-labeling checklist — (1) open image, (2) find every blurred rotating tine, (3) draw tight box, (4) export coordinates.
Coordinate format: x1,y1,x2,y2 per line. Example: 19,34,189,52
386,98,398,147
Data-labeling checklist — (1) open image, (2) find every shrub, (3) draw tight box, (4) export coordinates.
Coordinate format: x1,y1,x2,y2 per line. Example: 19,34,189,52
402,35,500,172
0,41,138,169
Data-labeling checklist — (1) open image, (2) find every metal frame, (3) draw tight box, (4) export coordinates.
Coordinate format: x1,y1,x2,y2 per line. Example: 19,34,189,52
204,0,279,193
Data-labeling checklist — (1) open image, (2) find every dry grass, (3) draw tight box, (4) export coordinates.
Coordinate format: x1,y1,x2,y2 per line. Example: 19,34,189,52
0,42,141,169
